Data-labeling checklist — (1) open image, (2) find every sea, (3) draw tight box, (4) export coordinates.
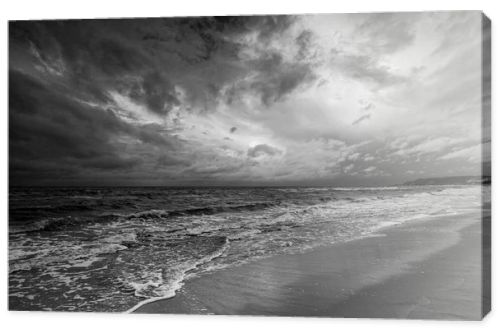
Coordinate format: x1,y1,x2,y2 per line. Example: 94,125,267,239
8,185,485,312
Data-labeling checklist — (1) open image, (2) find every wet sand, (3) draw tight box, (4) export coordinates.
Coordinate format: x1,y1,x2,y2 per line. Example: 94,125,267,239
136,212,485,320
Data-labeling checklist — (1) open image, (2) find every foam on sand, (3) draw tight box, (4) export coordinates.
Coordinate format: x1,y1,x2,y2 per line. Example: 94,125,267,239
125,239,229,313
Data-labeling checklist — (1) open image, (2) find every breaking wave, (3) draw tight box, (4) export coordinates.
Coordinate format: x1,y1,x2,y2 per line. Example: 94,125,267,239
125,202,277,220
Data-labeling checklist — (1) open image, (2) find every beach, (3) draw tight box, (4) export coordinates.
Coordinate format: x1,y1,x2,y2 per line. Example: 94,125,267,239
136,211,485,320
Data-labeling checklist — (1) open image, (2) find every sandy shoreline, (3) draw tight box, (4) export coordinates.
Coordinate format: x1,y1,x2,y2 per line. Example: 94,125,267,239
135,212,485,320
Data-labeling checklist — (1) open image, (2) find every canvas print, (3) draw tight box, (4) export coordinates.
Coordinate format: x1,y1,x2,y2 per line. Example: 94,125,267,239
8,11,491,319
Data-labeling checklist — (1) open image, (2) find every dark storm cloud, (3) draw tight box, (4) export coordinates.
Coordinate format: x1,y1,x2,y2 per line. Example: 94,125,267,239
10,16,304,114
9,16,313,185
126,72,181,116
223,51,317,106
134,15,306,109
8,69,176,184
295,29,314,60
252,59,316,106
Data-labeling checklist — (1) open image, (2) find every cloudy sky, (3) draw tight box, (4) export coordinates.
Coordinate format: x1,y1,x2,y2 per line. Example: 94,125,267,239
9,12,489,186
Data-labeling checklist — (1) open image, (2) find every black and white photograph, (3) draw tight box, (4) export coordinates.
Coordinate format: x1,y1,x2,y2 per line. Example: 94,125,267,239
8,11,491,320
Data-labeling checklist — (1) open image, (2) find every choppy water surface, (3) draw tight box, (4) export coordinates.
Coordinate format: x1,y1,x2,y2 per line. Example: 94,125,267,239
9,185,484,312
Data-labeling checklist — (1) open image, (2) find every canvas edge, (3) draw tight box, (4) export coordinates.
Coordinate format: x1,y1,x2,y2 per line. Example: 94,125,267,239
481,11,492,320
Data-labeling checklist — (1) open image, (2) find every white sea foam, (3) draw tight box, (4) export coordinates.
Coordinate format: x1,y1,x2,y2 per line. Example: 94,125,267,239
125,239,229,313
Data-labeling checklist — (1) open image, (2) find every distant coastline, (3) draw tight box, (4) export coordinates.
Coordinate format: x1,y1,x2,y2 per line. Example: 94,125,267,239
402,175,491,186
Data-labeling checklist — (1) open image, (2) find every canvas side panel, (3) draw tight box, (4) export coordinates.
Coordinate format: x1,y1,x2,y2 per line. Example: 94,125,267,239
481,11,491,319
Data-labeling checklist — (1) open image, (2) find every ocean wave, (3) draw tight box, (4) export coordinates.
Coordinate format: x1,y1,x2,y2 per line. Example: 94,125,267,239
126,202,277,220
9,217,66,234
9,214,120,234
10,204,93,216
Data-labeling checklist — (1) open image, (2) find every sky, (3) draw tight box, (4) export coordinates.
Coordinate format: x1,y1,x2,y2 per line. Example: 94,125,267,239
9,12,490,186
